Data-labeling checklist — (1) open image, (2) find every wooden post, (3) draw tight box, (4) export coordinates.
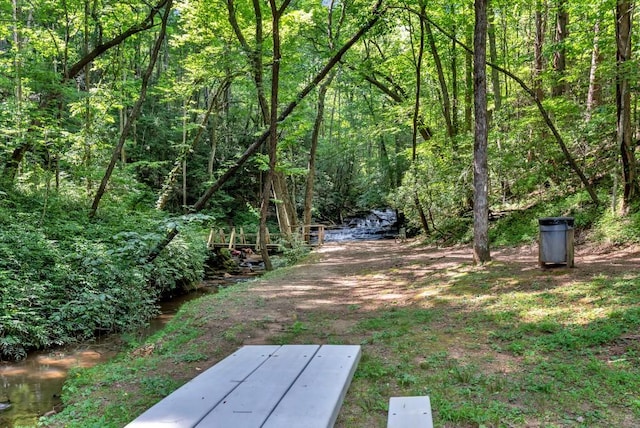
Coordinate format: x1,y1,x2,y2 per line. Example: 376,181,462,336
229,227,236,249
207,228,215,248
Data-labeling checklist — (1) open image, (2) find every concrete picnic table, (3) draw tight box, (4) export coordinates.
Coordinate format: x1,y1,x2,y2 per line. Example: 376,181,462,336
125,344,361,428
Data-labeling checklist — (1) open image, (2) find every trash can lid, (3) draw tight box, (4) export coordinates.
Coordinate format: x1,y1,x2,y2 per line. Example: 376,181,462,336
538,217,574,226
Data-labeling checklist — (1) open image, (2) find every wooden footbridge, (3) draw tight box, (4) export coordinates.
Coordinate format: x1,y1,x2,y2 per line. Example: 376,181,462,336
207,225,326,251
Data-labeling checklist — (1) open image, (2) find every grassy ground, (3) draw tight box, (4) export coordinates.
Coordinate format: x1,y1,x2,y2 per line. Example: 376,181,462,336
40,241,640,428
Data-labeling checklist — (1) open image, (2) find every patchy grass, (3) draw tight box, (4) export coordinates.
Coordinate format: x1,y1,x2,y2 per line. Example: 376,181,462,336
41,242,640,427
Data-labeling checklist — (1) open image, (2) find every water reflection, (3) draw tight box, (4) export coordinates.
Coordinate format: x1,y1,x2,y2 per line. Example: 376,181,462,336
0,346,116,427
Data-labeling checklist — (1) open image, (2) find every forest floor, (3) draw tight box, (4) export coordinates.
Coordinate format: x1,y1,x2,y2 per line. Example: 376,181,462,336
44,238,640,427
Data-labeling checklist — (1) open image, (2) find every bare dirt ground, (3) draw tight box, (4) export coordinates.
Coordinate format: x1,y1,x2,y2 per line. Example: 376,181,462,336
212,239,640,346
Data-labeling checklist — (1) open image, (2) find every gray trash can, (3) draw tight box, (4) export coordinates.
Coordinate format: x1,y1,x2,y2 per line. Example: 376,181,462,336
538,217,574,267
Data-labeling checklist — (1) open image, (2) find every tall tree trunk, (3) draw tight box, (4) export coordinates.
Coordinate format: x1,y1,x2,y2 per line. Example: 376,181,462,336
90,0,173,217
451,22,459,136
473,0,491,264
182,99,188,210
304,73,334,238
412,3,430,235
3,0,24,185
586,21,601,121
226,0,270,124
83,0,93,194
207,89,218,179
551,0,568,97
464,30,473,132
488,0,501,111
259,0,291,271
425,20,455,140
616,1,637,212
533,0,546,100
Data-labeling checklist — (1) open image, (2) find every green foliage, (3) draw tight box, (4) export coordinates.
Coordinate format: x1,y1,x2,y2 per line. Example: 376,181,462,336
490,191,605,246
0,191,209,360
276,234,311,267
592,209,640,244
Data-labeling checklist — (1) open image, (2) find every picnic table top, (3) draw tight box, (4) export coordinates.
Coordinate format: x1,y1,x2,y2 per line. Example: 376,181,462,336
125,344,361,428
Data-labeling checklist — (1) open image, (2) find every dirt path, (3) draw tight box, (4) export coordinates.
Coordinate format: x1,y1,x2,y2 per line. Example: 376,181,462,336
212,241,476,346
211,239,640,346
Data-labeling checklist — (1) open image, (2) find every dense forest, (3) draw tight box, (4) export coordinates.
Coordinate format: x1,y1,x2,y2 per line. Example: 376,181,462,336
1,0,639,360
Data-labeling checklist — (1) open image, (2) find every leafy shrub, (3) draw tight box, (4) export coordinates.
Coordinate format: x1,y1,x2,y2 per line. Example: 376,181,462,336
0,225,67,359
0,192,210,360
149,229,207,295
592,209,640,244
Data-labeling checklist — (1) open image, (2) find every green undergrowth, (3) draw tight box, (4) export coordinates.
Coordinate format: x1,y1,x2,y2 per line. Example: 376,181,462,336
0,188,209,360
431,188,640,248
43,248,640,427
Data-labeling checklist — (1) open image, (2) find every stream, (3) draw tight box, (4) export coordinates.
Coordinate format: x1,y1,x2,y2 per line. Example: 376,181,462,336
0,285,221,427
324,208,400,242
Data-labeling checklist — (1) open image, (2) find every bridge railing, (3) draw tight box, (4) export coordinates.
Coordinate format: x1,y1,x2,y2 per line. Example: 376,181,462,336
207,225,325,250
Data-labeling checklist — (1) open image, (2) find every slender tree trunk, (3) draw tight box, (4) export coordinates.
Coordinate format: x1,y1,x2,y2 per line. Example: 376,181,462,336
488,0,501,111
425,20,454,140
616,0,637,212
464,30,473,132
226,0,270,124
451,22,459,137
412,3,430,235
473,0,491,264
208,90,218,178
83,0,93,194
586,21,601,121
260,0,291,271
90,0,173,217
533,0,546,100
551,0,568,96
182,100,188,210
304,73,334,238
4,0,24,185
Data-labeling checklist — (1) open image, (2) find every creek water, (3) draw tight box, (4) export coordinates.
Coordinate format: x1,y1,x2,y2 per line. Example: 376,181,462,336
324,208,400,242
0,286,220,428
